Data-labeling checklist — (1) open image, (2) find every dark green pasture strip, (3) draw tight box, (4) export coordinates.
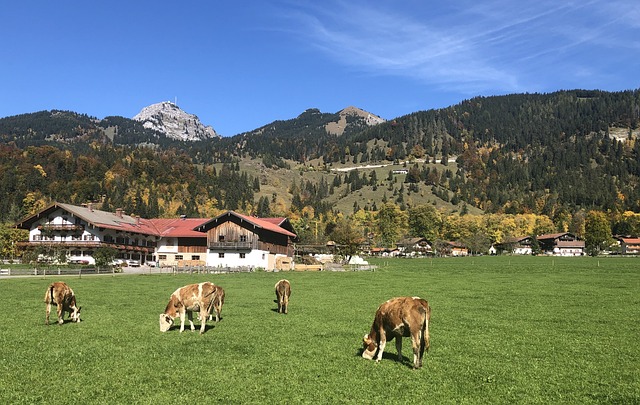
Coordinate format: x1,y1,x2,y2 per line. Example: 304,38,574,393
0,256,638,404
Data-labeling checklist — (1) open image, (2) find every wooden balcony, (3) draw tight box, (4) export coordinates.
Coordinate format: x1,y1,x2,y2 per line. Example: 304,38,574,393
208,241,253,250
38,224,84,232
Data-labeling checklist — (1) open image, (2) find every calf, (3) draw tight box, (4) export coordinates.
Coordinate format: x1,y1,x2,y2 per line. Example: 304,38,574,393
275,279,291,314
159,282,219,334
207,285,225,322
44,282,81,325
362,296,431,369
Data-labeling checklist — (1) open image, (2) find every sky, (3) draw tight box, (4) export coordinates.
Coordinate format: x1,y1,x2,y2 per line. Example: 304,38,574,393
2,0,639,136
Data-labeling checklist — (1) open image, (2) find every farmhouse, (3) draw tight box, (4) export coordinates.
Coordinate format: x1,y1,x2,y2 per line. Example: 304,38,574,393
537,232,585,256
194,211,298,270
15,202,159,265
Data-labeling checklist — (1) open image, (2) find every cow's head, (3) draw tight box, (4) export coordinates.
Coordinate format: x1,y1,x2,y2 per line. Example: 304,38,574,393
159,314,173,332
362,334,377,360
70,307,82,323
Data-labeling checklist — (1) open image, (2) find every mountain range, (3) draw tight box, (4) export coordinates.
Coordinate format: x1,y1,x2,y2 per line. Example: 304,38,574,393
0,88,639,223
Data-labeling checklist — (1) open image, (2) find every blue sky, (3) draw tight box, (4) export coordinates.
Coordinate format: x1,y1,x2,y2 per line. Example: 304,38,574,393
2,0,639,136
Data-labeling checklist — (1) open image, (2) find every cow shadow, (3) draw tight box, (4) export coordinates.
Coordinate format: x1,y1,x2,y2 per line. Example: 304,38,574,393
355,348,413,368
46,318,82,326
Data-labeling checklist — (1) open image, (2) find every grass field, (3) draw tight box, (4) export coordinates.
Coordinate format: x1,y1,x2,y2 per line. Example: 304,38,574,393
1,256,638,404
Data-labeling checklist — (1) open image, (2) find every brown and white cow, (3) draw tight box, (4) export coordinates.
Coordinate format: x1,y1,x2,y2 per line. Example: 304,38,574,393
362,296,431,369
275,279,291,314
159,282,220,334
207,285,225,322
44,281,81,325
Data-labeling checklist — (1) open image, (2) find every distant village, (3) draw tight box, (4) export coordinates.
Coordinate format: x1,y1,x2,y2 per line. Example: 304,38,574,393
8,202,640,274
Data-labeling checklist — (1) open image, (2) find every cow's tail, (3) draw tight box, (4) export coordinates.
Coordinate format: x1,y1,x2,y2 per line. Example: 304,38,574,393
422,304,431,353
203,286,217,316
48,285,55,304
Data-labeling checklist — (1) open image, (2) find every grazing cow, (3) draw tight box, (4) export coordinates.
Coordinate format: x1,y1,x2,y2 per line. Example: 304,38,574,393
44,282,81,325
159,282,219,334
207,285,225,322
362,296,431,369
275,279,291,314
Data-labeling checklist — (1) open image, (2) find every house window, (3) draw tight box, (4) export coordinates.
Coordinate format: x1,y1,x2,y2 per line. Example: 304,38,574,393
175,255,183,261
240,253,246,259
219,235,225,242
191,255,200,261
219,253,224,258
159,255,167,260
240,235,247,242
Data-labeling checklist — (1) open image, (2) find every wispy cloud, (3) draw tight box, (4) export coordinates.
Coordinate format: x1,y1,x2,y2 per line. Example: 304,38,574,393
277,0,640,94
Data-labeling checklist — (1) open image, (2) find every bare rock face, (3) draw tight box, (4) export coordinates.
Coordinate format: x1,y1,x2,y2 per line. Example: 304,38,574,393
133,101,219,141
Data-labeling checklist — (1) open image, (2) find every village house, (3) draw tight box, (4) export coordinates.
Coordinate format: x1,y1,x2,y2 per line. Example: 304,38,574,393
493,236,534,255
616,237,640,255
446,241,469,257
536,232,585,256
369,247,399,257
194,211,298,270
395,237,433,257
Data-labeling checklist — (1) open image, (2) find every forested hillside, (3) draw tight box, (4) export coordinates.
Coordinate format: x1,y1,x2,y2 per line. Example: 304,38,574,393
1,89,639,252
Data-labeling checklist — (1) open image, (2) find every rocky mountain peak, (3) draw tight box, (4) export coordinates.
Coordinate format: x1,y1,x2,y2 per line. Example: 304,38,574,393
325,106,386,135
133,101,219,141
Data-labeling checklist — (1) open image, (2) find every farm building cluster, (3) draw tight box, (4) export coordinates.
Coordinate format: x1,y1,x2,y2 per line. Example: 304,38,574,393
15,202,297,270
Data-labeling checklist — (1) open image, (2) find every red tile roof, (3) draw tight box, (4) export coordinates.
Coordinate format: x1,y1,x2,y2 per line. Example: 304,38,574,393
149,218,211,238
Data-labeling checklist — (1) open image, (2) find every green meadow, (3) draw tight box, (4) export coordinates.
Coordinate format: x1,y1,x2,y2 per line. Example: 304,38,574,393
0,256,638,404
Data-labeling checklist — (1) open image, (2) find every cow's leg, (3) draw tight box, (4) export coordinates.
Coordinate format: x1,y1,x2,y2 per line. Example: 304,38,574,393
179,310,186,332
283,295,288,314
375,331,387,362
395,337,403,362
56,303,64,325
199,309,208,334
45,302,51,325
411,330,422,369
187,310,195,331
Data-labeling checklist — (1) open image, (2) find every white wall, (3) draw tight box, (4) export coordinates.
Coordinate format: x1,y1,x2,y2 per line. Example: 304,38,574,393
205,249,269,269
